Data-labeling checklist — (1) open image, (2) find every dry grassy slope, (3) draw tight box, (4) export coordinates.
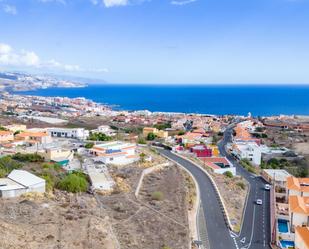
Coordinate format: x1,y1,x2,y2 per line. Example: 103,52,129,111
0,194,118,249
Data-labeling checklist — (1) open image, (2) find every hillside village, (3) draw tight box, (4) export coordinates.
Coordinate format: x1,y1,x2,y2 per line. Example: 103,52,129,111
0,93,308,249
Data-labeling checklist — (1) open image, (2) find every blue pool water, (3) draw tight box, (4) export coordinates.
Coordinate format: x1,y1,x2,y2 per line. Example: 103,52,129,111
278,219,289,233
280,240,295,248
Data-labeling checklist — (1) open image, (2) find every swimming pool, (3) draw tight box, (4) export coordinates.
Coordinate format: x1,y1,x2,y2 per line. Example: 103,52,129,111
280,240,295,248
278,219,289,233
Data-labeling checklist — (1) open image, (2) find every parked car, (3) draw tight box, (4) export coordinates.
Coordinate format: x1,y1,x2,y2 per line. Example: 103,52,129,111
256,199,263,205
264,184,271,190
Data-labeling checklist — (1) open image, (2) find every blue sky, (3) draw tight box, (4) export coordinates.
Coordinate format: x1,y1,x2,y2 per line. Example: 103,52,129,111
0,0,309,84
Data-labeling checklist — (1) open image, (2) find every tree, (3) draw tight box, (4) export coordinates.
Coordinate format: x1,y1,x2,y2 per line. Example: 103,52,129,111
147,132,156,141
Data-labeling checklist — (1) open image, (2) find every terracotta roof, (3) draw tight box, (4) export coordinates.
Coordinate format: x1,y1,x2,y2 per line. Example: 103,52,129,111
287,176,309,193
0,130,13,136
295,226,309,249
289,195,309,215
16,131,49,138
202,157,230,165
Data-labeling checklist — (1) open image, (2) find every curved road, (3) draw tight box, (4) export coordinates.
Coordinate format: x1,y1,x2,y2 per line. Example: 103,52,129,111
218,126,271,249
158,149,236,249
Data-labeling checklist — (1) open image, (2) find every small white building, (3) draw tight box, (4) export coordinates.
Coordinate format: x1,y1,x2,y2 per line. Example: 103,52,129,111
90,141,139,165
96,125,116,136
88,171,115,191
232,142,262,166
0,170,46,198
47,127,89,140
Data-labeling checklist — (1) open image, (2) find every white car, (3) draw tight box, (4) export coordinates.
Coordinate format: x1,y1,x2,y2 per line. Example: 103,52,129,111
256,199,263,205
264,184,271,190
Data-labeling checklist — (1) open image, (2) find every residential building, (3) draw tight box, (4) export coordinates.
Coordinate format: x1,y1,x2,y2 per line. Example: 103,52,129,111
3,124,27,133
143,127,168,139
287,177,309,197
295,226,309,249
289,195,309,229
0,170,45,198
201,157,236,175
190,145,212,157
37,147,74,166
261,169,291,187
47,127,89,140
232,142,262,166
90,141,139,165
15,131,52,145
0,130,14,143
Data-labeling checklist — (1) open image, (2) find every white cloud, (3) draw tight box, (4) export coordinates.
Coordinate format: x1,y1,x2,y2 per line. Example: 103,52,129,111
171,0,197,6
0,43,108,73
2,4,17,15
103,0,129,7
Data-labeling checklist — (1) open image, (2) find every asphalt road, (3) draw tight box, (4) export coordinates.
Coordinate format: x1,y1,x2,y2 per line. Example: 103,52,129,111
158,149,236,249
218,127,271,249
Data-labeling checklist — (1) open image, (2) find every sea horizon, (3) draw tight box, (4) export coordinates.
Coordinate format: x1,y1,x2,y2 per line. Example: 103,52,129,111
17,84,309,116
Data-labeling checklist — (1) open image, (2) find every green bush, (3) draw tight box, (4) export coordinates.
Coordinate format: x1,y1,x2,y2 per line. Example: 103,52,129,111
237,182,245,190
137,137,146,144
88,132,112,141
40,173,56,192
153,122,171,130
42,162,61,171
147,132,156,141
224,171,233,178
0,156,22,175
57,173,88,193
85,142,94,149
12,153,44,162
151,191,164,201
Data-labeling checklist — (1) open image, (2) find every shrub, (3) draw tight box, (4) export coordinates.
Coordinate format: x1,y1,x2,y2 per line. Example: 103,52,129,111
0,156,22,174
237,182,245,190
40,173,56,192
42,162,61,172
177,131,185,135
153,122,171,130
147,132,156,141
137,137,146,144
247,167,256,174
85,142,94,149
151,191,164,201
88,132,112,141
12,153,44,162
224,171,233,178
57,173,88,193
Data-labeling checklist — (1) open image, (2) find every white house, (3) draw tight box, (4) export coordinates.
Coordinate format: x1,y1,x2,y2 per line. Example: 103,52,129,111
90,141,139,165
47,127,89,140
232,142,262,166
0,170,46,198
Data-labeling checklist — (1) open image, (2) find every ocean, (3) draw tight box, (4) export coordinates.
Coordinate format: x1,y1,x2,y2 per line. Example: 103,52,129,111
18,84,309,116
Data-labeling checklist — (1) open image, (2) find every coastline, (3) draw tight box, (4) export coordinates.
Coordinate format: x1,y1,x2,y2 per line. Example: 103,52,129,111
13,84,309,116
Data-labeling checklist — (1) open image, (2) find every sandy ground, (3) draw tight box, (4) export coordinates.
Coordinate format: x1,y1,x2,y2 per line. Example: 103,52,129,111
97,165,190,249
0,192,117,249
